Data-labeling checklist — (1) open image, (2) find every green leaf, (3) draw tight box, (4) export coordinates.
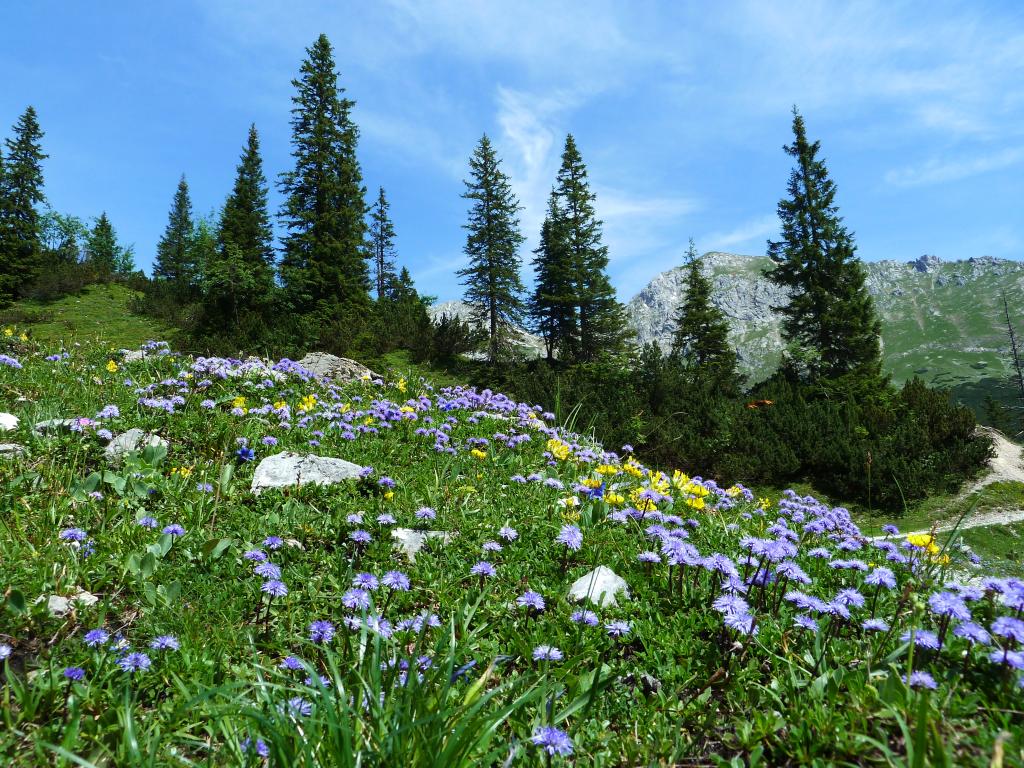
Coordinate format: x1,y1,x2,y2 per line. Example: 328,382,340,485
4,588,26,615
102,470,127,495
218,463,234,495
140,551,157,579
201,537,233,561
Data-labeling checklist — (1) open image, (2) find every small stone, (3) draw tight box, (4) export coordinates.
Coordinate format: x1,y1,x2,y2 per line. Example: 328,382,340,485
0,412,18,431
568,565,630,608
104,429,168,465
250,452,364,495
46,595,70,617
0,443,26,458
32,418,78,436
391,528,452,562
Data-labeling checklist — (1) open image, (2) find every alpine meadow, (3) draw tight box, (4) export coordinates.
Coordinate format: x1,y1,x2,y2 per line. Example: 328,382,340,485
2,5,1024,767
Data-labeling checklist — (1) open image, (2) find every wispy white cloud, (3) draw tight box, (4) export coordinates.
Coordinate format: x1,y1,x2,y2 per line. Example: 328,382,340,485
885,147,1024,187
701,214,778,253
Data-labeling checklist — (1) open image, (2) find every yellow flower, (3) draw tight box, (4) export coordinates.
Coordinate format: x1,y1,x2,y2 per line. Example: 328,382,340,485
299,394,316,411
232,396,247,409
685,496,706,510
383,490,394,501
19,332,27,342
273,400,287,410
595,464,620,476
561,507,582,522
175,466,193,478
400,405,415,413
363,417,374,426
546,438,571,461
340,403,351,414
757,497,772,510
470,448,487,460
397,378,407,393
3,327,13,337
604,491,625,505
106,359,118,373
558,495,580,508
906,533,934,549
582,477,602,489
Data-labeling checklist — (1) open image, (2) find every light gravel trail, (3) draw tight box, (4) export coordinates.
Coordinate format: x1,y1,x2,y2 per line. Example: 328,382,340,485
870,428,1024,538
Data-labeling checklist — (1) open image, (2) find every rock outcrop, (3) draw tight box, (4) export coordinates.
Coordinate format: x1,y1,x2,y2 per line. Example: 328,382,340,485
250,451,364,495
297,352,379,383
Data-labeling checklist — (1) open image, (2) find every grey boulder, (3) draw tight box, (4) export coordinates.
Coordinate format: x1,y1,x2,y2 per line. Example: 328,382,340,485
0,412,18,431
0,443,26,458
251,451,363,495
297,352,378,383
104,429,168,464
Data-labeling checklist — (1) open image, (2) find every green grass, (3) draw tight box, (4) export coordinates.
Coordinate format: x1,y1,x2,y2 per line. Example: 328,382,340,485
1,337,1023,766
0,284,171,350
956,521,1024,577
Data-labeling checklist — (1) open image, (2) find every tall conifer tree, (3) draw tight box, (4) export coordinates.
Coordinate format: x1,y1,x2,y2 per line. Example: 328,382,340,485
86,213,131,278
204,124,276,325
0,106,47,301
278,33,370,330
457,134,526,364
154,175,196,290
767,109,882,385
551,134,629,362
368,187,397,300
671,240,740,390
530,190,578,361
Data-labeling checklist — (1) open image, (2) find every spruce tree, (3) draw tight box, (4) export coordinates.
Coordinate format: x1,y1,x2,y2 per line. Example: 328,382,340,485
368,187,397,300
154,175,196,290
530,190,578,361
671,240,740,390
86,213,125,279
457,134,526,364
278,33,370,334
0,106,48,301
203,125,276,329
767,109,882,385
551,134,629,362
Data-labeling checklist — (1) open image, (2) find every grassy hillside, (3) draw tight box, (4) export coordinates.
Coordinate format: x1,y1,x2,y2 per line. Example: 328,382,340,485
0,338,1022,766
0,284,172,350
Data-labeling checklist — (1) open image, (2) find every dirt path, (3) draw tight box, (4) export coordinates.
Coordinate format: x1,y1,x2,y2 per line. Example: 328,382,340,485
874,428,1024,537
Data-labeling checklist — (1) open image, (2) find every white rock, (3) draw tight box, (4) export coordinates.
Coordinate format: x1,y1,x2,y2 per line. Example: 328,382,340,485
297,352,378,383
104,428,168,464
43,591,97,618
0,412,18,431
391,528,452,562
251,451,364,495
32,418,79,436
0,443,25,458
568,566,630,608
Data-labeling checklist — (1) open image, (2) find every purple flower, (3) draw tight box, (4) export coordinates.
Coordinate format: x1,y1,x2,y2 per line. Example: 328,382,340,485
954,622,991,645
794,615,819,633
989,649,1024,669
243,549,267,562
376,513,397,525
353,573,379,590
260,436,278,446
342,588,371,610
254,562,281,579
350,530,372,544
637,551,662,563
138,516,159,529
382,571,411,591
862,618,889,632
264,536,284,550
901,629,941,650
571,610,599,626
904,670,938,690
236,447,256,462
415,507,436,521
605,620,632,638
84,628,109,647
471,561,496,577
928,591,971,621
59,528,87,542
149,635,180,651
482,541,503,552
865,567,896,589
992,616,1024,643
712,594,750,617
531,726,574,757
283,696,312,717
309,620,335,644
834,588,866,608
241,738,269,758
261,580,288,597
63,666,86,681
532,645,563,661
555,525,583,551
516,591,546,612
378,477,396,489
162,524,186,537
498,526,518,541
118,652,152,673
280,655,305,671
0,643,10,660
723,612,758,636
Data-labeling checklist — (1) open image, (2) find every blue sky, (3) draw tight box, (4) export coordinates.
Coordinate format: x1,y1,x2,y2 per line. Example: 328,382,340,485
2,1,1023,302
